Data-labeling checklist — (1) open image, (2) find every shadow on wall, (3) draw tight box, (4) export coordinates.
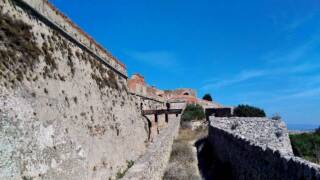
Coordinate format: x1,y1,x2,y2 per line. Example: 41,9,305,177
195,138,232,180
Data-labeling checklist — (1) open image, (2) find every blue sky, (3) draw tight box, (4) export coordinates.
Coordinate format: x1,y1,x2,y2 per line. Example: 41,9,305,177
50,0,320,127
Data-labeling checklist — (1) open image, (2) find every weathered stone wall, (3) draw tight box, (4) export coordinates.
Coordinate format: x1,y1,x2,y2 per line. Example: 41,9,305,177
17,0,126,76
123,114,181,180
208,117,320,180
0,0,166,179
127,74,164,102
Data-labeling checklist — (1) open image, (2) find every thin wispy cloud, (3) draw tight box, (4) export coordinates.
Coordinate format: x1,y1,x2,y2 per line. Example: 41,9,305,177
202,70,267,90
126,50,179,68
286,87,320,99
263,37,319,64
201,63,320,90
263,86,320,103
284,12,317,31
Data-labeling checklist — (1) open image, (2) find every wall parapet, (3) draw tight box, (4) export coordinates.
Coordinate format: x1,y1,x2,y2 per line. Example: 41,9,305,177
210,117,293,155
208,117,320,180
15,0,127,78
129,92,164,104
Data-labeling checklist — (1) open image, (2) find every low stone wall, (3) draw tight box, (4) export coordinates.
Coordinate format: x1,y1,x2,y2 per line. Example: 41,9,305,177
208,117,320,180
211,117,293,155
123,114,181,180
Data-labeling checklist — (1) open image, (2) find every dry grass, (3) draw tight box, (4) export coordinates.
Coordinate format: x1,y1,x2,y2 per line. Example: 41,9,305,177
177,127,208,142
163,126,208,180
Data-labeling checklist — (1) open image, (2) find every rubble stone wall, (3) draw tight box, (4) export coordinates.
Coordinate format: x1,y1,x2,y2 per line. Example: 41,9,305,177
208,117,320,180
210,117,293,155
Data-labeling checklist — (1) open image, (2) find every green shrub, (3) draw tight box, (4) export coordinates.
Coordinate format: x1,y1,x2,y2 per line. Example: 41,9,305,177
202,93,212,101
233,104,266,117
290,132,320,164
181,104,205,121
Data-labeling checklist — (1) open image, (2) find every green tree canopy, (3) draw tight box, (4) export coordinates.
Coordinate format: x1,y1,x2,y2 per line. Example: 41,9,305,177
202,93,212,101
233,104,266,117
181,104,205,121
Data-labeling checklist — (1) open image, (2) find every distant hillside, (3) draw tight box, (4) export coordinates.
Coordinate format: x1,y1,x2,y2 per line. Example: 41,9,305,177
287,124,319,131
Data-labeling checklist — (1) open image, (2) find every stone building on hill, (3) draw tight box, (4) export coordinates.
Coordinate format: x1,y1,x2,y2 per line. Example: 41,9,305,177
127,74,223,108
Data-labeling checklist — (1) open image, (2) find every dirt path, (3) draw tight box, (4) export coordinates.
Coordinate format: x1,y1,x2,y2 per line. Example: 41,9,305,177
163,126,207,180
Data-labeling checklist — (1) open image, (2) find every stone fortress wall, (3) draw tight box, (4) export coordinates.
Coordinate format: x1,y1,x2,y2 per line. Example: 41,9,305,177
2,0,320,179
0,0,175,179
18,0,126,77
208,117,320,180
127,73,164,102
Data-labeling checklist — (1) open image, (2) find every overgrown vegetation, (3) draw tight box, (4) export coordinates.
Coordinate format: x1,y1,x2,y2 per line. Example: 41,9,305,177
67,47,75,76
181,104,205,122
0,13,41,84
233,104,266,117
0,7,124,94
290,131,320,164
115,160,134,179
202,93,212,101
88,52,119,91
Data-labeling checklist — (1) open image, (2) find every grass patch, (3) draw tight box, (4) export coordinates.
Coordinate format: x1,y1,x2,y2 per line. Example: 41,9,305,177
164,127,207,180
170,141,195,164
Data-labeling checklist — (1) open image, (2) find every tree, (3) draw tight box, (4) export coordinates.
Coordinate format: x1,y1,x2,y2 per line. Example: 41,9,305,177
233,104,266,117
181,104,205,121
202,93,212,102
271,113,281,120
316,126,320,135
